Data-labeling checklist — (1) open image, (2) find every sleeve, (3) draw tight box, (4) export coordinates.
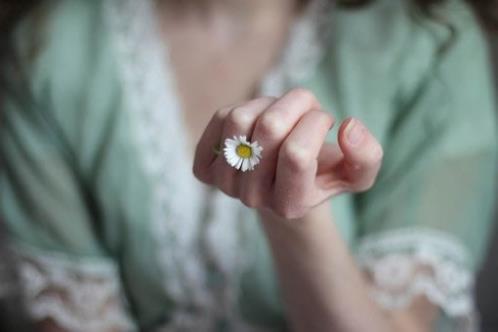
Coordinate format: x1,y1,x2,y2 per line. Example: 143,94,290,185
0,3,136,331
354,2,497,329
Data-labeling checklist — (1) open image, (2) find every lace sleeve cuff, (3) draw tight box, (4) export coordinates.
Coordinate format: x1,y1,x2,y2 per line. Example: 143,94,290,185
356,228,477,329
11,244,136,332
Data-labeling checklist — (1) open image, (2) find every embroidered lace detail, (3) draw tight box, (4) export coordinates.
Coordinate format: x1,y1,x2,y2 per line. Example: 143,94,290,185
357,228,477,330
105,0,248,328
105,0,206,305
106,0,331,328
12,245,135,332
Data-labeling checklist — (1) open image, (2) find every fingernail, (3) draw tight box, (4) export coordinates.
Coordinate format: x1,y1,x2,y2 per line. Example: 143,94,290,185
346,119,365,146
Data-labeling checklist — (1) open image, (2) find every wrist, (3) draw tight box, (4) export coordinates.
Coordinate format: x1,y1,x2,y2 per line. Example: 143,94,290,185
258,201,336,245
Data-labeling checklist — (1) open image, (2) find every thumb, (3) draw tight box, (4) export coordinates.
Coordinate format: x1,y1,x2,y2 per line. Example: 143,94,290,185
337,117,383,192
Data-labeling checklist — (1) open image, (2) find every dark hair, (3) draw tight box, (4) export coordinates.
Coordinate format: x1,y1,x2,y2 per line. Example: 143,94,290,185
0,1,40,100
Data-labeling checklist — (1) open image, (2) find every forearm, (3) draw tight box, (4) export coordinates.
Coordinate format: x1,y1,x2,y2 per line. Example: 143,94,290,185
192,91,433,331
259,202,393,332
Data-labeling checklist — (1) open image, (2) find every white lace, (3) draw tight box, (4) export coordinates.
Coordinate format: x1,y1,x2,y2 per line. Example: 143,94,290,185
105,0,254,329
12,245,135,332
357,228,477,329
105,0,330,329
106,0,330,330
105,0,206,305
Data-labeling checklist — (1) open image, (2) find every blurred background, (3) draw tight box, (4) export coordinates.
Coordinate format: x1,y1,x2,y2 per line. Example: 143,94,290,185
476,35,498,332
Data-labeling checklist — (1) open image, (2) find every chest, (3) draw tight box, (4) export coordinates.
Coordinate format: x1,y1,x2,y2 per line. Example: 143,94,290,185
159,11,295,149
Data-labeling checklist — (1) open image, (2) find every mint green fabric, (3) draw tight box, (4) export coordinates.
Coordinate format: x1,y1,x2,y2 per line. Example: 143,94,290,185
1,0,496,330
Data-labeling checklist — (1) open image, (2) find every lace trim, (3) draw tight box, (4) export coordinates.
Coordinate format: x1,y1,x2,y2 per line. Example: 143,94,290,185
105,0,247,328
12,244,135,332
106,0,331,328
106,0,205,303
357,228,476,320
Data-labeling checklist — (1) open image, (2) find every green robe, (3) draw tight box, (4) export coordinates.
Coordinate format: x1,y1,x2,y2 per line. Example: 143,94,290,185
1,0,496,330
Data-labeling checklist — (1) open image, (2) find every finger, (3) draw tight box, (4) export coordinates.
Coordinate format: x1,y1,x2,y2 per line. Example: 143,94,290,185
211,97,276,197
315,143,346,193
337,117,383,192
193,106,232,184
241,88,323,207
273,110,334,218
317,143,343,174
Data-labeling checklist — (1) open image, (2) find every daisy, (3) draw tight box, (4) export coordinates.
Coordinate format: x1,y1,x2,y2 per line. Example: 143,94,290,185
223,135,263,172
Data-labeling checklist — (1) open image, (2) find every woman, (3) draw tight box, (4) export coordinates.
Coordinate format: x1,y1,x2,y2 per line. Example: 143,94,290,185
0,0,496,331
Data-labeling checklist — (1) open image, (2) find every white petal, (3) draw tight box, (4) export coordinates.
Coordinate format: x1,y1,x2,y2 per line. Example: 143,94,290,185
225,148,238,165
236,158,244,170
247,159,255,171
251,143,263,156
241,159,249,172
223,136,263,171
227,155,239,164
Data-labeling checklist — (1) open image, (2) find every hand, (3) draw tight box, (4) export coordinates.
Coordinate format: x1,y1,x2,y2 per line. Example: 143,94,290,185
193,88,383,219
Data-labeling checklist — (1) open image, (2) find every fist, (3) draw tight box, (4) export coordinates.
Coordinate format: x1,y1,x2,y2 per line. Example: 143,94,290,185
193,89,383,219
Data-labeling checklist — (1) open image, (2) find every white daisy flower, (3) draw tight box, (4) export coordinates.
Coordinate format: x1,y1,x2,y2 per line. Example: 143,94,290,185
223,135,263,172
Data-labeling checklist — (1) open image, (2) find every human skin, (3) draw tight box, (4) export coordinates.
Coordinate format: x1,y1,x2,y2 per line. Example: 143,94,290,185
175,0,439,331
193,89,438,332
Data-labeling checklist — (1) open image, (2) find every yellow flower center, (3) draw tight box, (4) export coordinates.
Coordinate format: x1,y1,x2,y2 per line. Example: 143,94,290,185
236,144,252,158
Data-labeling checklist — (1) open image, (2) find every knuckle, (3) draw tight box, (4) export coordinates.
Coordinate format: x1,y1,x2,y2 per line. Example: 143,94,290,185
288,88,316,103
257,112,287,138
193,170,212,185
227,107,254,128
309,110,335,129
374,144,384,162
240,190,259,209
351,172,379,193
257,96,278,104
365,143,384,166
280,143,313,172
192,161,210,184
272,203,288,219
214,106,232,121
213,168,237,198
361,178,377,192
218,183,237,199
319,111,335,126
272,204,303,220
192,163,202,179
